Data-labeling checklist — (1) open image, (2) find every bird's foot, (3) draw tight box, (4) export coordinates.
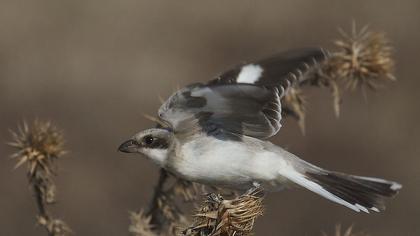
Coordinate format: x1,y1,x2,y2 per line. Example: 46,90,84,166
245,182,265,197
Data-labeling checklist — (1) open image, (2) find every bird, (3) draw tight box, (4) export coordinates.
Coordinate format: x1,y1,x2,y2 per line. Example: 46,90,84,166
118,48,401,213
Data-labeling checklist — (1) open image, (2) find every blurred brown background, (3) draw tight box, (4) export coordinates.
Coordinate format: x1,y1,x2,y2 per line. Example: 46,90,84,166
0,0,419,235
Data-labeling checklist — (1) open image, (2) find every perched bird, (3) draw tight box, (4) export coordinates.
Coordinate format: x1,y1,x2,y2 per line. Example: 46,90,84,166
119,48,401,213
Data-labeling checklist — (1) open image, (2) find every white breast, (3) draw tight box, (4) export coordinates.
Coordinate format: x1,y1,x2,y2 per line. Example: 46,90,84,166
170,135,288,189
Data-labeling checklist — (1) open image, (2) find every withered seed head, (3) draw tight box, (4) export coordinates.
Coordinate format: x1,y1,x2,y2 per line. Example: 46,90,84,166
8,120,66,177
324,23,395,90
184,188,264,236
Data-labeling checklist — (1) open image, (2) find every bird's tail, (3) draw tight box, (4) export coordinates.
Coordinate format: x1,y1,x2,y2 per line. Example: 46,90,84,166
282,167,402,213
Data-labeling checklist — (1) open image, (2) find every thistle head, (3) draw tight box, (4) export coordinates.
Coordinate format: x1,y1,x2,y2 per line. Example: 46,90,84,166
8,120,66,178
183,188,264,236
324,23,395,90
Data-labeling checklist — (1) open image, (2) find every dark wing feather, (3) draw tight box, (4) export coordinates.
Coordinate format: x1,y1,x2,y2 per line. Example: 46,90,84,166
158,48,328,140
209,47,328,89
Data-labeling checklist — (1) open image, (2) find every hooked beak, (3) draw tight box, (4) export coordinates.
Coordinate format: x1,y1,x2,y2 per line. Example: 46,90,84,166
118,139,138,153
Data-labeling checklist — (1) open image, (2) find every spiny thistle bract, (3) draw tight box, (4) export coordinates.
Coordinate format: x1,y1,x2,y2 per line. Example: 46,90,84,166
322,24,395,90
183,188,264,236
9,120,66,177
284,23,396,126
8,120,71,236
320,24,395,115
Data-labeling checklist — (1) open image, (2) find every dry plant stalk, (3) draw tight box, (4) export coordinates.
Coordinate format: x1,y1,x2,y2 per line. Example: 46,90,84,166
134,24,395,236
130,169,203,236
8,120,71,236
182,187,264,236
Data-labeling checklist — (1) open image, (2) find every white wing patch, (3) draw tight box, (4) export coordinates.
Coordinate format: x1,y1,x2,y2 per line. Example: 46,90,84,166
236,64,264,84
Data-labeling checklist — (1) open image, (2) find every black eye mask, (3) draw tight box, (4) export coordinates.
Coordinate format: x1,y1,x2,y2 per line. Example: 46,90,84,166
141,136,169,149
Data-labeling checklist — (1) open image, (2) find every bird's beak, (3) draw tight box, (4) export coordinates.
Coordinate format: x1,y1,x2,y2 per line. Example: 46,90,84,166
118,139,138,153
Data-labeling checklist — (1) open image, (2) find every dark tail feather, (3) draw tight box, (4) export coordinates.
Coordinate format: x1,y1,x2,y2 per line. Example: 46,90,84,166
306,171,402,213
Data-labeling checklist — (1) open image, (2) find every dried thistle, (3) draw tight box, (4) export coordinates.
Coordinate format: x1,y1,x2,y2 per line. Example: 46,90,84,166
183,187,264,236
323,23,395,90
296,23,395,119
9,120,66,177
8,120,71,236
323,225,370,236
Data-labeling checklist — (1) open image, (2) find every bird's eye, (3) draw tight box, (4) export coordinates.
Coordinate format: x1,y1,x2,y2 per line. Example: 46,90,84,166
143,136,154,145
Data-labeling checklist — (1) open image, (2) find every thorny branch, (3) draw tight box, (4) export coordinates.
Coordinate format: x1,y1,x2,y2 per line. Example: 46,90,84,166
8,121,71,236
147,169,170,228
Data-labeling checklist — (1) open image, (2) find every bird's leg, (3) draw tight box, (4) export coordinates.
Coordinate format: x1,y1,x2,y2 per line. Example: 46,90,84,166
245,181,264,196
251,181,261,189
206,192,224,204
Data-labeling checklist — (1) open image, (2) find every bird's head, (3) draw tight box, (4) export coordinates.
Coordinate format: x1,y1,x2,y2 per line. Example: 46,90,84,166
118,128,173,165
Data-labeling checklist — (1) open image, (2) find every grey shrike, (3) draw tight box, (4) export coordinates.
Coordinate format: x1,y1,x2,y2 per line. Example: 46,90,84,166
119,48,401,213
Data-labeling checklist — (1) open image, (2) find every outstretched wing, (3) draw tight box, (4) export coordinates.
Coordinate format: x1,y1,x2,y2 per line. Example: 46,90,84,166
159,84,282,140
158,48,328,140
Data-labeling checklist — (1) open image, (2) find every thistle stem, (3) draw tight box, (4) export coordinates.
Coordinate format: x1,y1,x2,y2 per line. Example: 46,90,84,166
147,168,169,232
